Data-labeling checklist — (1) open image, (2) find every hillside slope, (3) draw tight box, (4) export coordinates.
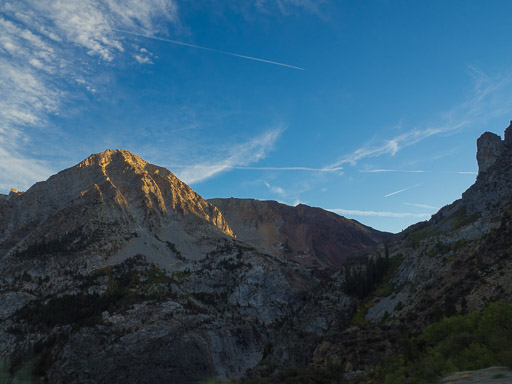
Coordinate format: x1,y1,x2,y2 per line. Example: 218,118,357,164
209,198,390,271
310,122,512,377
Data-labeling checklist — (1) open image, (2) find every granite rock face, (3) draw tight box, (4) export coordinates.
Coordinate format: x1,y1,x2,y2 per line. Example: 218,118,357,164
477,132,503,175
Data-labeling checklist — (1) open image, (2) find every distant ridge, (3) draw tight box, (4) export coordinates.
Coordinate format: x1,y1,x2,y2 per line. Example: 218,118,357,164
209,197,391,270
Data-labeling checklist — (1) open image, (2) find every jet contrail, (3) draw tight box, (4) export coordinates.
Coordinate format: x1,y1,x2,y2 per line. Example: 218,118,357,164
112,29,304,71
385,183,421,198
233,166,341,172
165,165,341,172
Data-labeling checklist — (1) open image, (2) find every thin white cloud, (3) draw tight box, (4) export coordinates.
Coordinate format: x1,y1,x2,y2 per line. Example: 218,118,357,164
134,54,153,64
235,166,342,172
172,128,282,184
31,0,178,62
328,208,431,219
385,184,422,198
331,67,512,169
331,124,465,168
264,181,287,197
359,169,425,173
360,169,477,175
0,146,53,193
404,202,438,210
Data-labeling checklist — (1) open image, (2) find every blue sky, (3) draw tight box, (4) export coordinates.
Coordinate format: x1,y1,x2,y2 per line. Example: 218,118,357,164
1,1,512,233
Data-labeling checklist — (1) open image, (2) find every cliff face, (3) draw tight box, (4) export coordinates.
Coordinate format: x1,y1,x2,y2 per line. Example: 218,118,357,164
209,198,390,271
311,122,512,373
365,122,512,324
476,131,503,175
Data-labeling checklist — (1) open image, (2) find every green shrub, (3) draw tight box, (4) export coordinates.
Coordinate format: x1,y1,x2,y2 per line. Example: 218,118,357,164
369,301,512,383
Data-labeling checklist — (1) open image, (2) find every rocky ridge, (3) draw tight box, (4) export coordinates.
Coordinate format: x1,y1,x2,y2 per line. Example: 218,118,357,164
310,122,512,374
208,198,390,272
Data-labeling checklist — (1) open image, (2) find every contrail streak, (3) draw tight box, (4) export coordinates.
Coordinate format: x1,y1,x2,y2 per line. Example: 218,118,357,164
165,165,341,172
385,183,421,198
328,208,431,219
112,29,304,71
233,166,342,172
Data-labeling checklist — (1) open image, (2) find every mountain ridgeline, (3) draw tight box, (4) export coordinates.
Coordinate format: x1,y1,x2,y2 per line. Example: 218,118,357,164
1,122,512,383
208,198,390,272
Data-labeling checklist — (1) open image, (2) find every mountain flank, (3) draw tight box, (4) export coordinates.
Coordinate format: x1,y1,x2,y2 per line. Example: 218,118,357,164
307,122,512,383
0,148,378,383
209,198,390,271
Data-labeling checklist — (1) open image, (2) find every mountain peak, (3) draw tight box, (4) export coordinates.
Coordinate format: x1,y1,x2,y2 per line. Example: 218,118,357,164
1,150,235,260
78,149,149,171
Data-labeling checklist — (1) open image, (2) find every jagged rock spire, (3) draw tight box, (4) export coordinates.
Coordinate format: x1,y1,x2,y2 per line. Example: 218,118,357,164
476,132,503,175
504,120,512,147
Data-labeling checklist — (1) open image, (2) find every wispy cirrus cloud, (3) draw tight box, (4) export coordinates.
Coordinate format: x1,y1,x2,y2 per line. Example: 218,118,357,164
328,208,431,219
404,202,438,210
0,143,52,193
171,128,282,184
0,0,179,191
331,67,512,169
359,169,425,173
235,166,342,172
331,123,466,168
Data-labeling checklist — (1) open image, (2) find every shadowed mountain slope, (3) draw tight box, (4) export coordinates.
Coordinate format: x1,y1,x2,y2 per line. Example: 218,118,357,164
309,122,512,379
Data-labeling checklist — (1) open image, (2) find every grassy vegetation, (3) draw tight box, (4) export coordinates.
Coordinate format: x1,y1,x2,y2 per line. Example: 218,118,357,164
367,301,512,384
408,227,435,248
349,301,372,325
426,239,467,259
449,207,481,231
407,206,480,249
